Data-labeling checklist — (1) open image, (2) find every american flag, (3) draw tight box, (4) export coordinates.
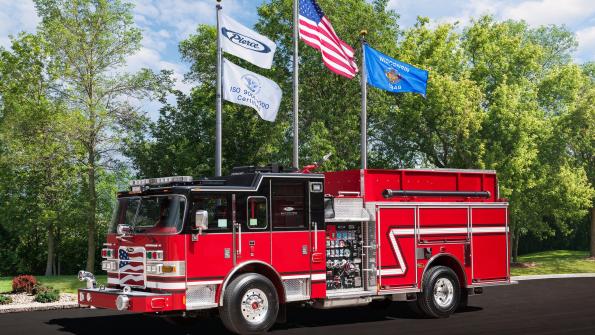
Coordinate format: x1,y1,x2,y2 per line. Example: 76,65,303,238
118,247,145,287
299,0,358,78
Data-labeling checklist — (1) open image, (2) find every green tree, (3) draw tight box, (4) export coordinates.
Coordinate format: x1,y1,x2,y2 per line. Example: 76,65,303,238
552,72,595,256
33,0,171,271
373,19,485,169
462,17,593,260
0,33,88,275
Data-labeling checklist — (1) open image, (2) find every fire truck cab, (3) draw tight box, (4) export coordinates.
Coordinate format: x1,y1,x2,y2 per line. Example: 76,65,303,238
78,165,512,334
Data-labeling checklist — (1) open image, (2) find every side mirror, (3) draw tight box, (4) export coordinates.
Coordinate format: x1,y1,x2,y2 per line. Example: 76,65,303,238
195,210,209,234
117,224,131,236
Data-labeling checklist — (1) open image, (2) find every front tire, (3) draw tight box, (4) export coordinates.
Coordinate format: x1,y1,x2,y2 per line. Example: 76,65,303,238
220,273,279,334
416,266,460,318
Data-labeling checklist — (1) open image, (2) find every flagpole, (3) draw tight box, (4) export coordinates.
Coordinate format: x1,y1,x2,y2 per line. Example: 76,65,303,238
360,30,368,169
292,0,299,169
215,0,223,177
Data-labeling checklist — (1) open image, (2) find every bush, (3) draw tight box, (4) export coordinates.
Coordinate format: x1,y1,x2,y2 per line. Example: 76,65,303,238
12,275,37,294
34,286,60,303
0,295,12,305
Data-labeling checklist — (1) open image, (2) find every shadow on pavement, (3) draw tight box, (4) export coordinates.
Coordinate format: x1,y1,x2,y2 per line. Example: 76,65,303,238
47,303,483,334
47,313,230,335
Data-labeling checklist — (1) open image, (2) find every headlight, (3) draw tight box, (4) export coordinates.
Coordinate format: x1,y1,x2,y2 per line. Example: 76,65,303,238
101,260,117,271
146,264,162,275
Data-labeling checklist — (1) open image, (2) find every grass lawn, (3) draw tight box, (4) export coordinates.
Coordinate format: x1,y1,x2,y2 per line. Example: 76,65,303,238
511,250,595,276
0,275,107,294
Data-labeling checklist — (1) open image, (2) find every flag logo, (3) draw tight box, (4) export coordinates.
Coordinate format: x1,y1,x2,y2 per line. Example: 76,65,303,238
385,69,402,84
118,247,145,287
221,27,271,54
119,249,130,268
242,74,262,94
223,58,282,122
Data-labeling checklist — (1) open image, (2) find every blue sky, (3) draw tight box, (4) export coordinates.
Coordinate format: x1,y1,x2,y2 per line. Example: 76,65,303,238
2,0,595,118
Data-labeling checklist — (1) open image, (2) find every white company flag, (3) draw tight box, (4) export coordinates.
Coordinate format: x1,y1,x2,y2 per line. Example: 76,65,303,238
220,14,277,69
223,58,282,122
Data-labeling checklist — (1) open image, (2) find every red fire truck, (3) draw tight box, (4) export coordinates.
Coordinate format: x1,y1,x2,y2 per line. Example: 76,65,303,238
78,165,512,334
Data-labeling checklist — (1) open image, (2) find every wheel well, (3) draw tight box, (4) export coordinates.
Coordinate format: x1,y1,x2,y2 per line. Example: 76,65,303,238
219,263,286,305
423,254,467,290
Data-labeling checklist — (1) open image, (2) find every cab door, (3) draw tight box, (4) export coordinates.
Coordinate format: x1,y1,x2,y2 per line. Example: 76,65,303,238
234,194,271,265
270,179,311,278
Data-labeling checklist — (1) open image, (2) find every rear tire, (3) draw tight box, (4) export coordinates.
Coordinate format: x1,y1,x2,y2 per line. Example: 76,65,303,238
220,273,279,334
415,266,460,318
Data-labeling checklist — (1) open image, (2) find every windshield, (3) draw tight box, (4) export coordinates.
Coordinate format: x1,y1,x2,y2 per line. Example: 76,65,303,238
109,195,186,235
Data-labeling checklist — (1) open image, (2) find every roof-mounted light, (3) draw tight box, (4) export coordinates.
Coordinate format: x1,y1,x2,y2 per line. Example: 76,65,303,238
129,176,193,187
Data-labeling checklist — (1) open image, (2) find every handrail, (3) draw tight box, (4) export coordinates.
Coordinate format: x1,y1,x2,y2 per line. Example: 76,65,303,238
383,189,491,198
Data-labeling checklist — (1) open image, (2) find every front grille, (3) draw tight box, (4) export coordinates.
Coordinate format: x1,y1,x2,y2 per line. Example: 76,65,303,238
118,246,146,288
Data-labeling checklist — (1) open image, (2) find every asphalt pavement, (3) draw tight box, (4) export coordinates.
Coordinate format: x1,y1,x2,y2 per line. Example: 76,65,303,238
1,277,594,335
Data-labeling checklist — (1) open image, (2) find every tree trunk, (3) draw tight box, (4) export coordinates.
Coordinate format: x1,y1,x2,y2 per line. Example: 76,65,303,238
590,206,595,258
86,150,97,272
45,226,55,276
512,228,520,264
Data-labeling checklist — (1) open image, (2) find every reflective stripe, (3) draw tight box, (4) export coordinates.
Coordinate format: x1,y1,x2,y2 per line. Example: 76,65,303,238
311,273,326,281
391,226,508,236
145,281,186,290
282,274,310,280
378,268,404,276
187,280,223,285
472,227,508,234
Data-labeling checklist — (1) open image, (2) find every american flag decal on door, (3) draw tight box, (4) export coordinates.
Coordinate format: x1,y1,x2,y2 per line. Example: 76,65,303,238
119,247,145,287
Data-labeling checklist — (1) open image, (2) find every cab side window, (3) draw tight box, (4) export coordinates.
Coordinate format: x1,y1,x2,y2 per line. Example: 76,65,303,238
246,197,267,230
191,195,231,231
272,181,306,230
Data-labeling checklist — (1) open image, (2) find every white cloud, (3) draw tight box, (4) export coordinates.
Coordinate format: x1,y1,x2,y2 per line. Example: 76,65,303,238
388,0,595,62
576,26,595,62
501,0,595,27
0,0,39,48
126,46,190,91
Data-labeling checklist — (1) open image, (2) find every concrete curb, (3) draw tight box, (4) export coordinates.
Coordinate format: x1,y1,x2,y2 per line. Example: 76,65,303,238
511,273,595,281
0,302,79,314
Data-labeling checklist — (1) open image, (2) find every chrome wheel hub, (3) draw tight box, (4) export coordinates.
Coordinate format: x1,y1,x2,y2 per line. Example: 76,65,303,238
433,277,454,308
241,288,269,323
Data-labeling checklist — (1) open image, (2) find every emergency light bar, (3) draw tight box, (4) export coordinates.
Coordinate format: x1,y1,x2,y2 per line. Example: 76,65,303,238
129,176,193,187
